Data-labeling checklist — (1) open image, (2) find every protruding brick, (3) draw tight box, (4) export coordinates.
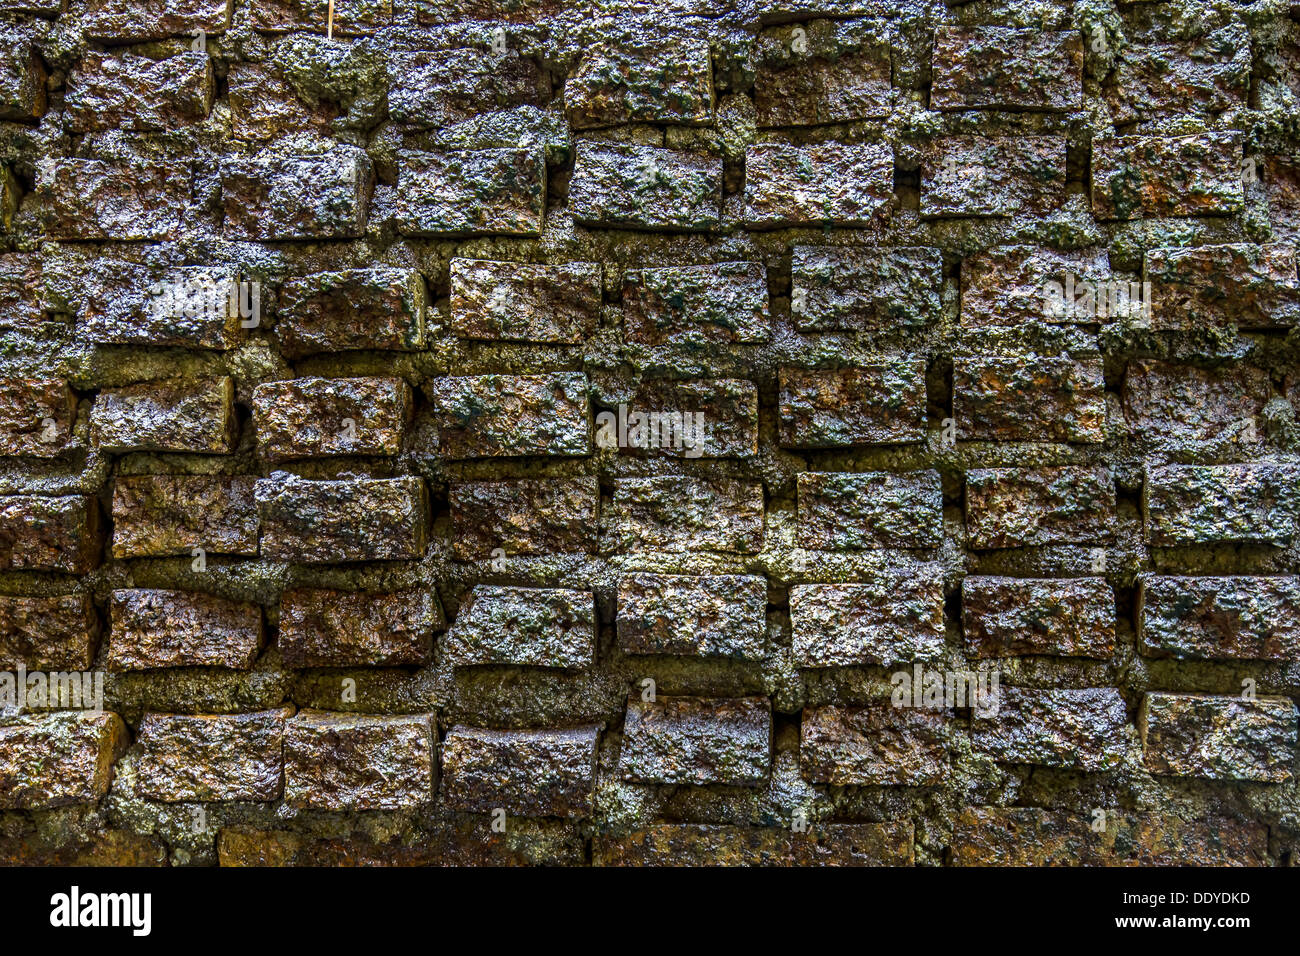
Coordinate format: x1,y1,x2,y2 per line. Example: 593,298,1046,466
617,573,766,660
221,148,371,240
1140,575,1300,661
42,159,189,240
921,136,1066,218
449,258,600,343
89,378,235,455
0,594,97,670
1144,244,1300,329
66,52,212,132
274,268,425,357
395,148,544,237
753,19,892,127
1092,132,1243,220
426,373,590,459
623,262,769,345
108,588,262,671
81,262,244,349
1145,464,1300,546
566,40,712,128
133,707,290,802
441,725,600,817
111,475,258,559
252,377,411,461
603,476,763,554
797,471,942,550
444,585,594,669
279,587,440,668
791,246,941,331
284,711,435,810
228,62,337,141
388,50,546,129
450,477,597,559
790,577,944,667
0,713,126,810
256,474,428,563
960,245,1114,327
619,696,771,786
1142,693,1297,782
605,378,758,459
595,822,914,866
966,467,1114,549
801,704,950,785
0,379,74,457
0,35,46,122
972,687,1130,770
953,356,1105,443
745,142,892,228
1104,24,1249,124
1120,359,1271,447
0,495,100,573
931,27,1081,111
570,143,720,232
779,364,926,448
963,576,1114,659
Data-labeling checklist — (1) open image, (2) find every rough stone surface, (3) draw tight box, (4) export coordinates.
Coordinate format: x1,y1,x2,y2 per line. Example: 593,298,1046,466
279,588,440,667
619,696,771,786
450,477,597,558
963,576,1115,659
1092,132,1244,220
800,704,951,786
1144,244,1300,330
275,269,426,357
90,378,235,455
284,711,435,811
252,376,411,460
570,143,720,232
623,262,769,345
450,258,600,343
108,588,263,671
595,823,914,866
972,688,1131,771
426,373,590,459
256,474,428,563
1140,576,1300,661
797,471,942,550
966,467,1115,549
441,724,600,817
1142,694,1297,782
133,708,290,802
1145,464,1300,546
0,495,100,573
111,475,258,558
617,573,766,660
0,594,97,670
931,27,1082,112
602,476,764,554
779,364,926,448
791,246,942,332
0,713,126,810
920,136,1066,218
221,148,371,240
395,148,545,237
753,19,892,127
745,142,892,228
954,357,1105,444
443,585,595,669
790,577,945,667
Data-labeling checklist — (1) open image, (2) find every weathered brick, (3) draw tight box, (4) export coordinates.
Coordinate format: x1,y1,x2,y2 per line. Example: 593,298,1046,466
0,713,126,810
111,475,258,559
228,62,337,141
133,707,290,802
450,258,600,344
745,142,892,228
66,52,212,132
791,246,941,331
790,577,944,667
444,585,594,669
594,822,914,866
797,471,942,550
284,711,435,810
931,27,1081,112
623,261,769,345
966,467,1114,549
753,19,892,127
0,495,100,573
604,378,758,459
250,0,388,33
1266,154,1300,243
252,377,411,461
0,35,46,122
81,262,245,350
953,356,1106,444
0,594,97,670
1144,243,1300,329
603,476,764,554
279,587,440,668
83,0,231,41
89,377,235,455
570,143,720,232
960,245,1114,327
779,364,926,448
426,373,590,459
42,159,189,240
388,50,546,129
1140,575,1300,661
0,377,74,455
441,725,600,817
395,148,544,237
274,268,425,358
963,576,1114,659
1104,24,1249,124
221,148,371,240
0,255,42,330
972,687,1130,770
450,477,597,559
256,474,428,563
619,696,771,786
1092,132,1243,220
921,136,1066,218
1142,693,1297,782
566,40,713,128
1120,359,1271,447
1145,464,1300,546
108,588,262,671
800,704,950,785
617,573,766,659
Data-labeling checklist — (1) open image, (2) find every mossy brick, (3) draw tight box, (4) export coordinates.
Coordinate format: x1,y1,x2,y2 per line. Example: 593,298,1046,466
797,471,942,550
960,245,1113,327
275,268,425,358
228,62,339,142
602,476,764,554
569,143,721,232
779,364,926,448
107,588,263,671
0,34,46,122
66,52,213,133
800,704,951,786
619,695,772,786
0,594,97,670
753,19,893,127
89,377,235,455
82,0,231,41
790,576,945,667
953,356,1105,444
111,475,258,559
411,0,570,23
252,376,411,461
1140,575,1300,661
622,261,770,345
41,159,190,240
395,148,545,237
0,495,100,573
1120,359,1271,448
221,148,372,240
0,378,75,457
1144,464,1300,546
966,467,1115,549
443,585,595,670
426,372,590,459
441,724,600,817
920,136,1066,218
388,50,547,129
745,142,892,227
617,573,766,660
284,710,435,811
0,255,42,330
594,822,914,866
611,378,758,459
931,27,1081,112
133,707,291,802
1266,155,1300,243
279,587,440,668
1104,24,1249,125
450,258,600,344
1141,693,1297,782
565,39,713,128
962,576,1114,659
251,0,391,34
450,477,598,559
791,246,941,331
81,261,244,350
0,713,127,810
972,687,1130,771
1092,132,1243,220
1144,243,1300,330
255,474,428,563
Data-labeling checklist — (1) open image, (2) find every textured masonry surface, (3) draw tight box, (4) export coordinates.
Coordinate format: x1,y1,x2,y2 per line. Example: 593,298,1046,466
0,0,1298,867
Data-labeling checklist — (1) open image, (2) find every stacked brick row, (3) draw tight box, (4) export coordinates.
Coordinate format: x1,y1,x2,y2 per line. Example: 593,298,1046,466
0,0,1299,865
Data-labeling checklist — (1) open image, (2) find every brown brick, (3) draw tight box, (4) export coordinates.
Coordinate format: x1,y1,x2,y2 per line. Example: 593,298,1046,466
133,707,290,802
0,712,127,810
797,471,942,550
602,378,757,459
972,687,1130,770
792,246,942,331
1104,24,1249,124
426,373,590,459
570,143,720,232
1141,575,1300,661
449,258,600,344
66,51,212,132
279,587,440,668
960,245,1114,327
1142,693,1297,782
228,62,337,142
83,0,231,41
1144,243,1300,329
753,19,892,127
256,474,428,563
966,467,1115,549
0,495,100,573
1120,359,1271,448
388,49,545,128
790,577,944,667
617,573,766,660
450,477,597,559
800,703,951,785
284,710,435,810
41,159,190,240
274,268,425,358
250,0,388,33
963,576,1114,659
444,585,595,670
779,363,926,448
0,594,97,670
931,27,1082,112
81,262,245,349
953,356,1105,443
602,476,764,554
921,136,1066,218
566,40,712,128
89,377,235,455
594,822,914,866
745,142,892,228
1092,132,1243,220
108,588,262,671
441,724,600,817
0,35,46,122
0,255,42,330
252,376,411,461
221,148,371,240
1144,464,1300,546
111,475,258,559
619,696,771,786
396,148,544,237
623,262,770,345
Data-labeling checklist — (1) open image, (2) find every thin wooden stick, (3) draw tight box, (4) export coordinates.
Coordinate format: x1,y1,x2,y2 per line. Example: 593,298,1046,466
327,0,334,40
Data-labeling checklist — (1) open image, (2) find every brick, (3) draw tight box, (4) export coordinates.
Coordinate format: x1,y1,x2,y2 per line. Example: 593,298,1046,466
1144,243,1300,330
111,475,258,559
107,588,262,671
1120,359,1271,447
133,707,290,802
285,711,435,810
1140,575,1300,661
931,27,1082,112
570,143,720,232
779,364,926,448
449,258,600,344
0,35,46,122
83,0,231,41
0,495,100,573
42,159,189,240
622,261,769,345
0,713,126,810
604,378,757,459
395,148,544,237
66,52,212,132
444,585,594,669
388,50,546,129
441,725,600,817
1104,25,1249,124
279,587,440,668
252,377,411,461
1141,693,1297,782
745,142,892,228
797,471,942,550
1092,132,1243,220
0,594,97,670
274,268,426,358
953,356,1106,443
595,822,913,866
426,373,590,459
81,262,244,350
1144,464,1300,546
603,476,764,554
89,377,235,455
566,40,713,128
228,62,337,141
791,246,941,331
0,377,75,455
221,148,371,240
0,255,42,330
250,0,388,33
966,467,1114,549
963,576,1114,659
960,245,1114,327
952,807,1267,867
617,573,766,660
790,577,944,667
800,704,950,785
256,474,428,563
921,136,1066,218
1266,155,1300,243
972,687,1130,770
753,19,892,127
619,696,771,786
450,477,597,559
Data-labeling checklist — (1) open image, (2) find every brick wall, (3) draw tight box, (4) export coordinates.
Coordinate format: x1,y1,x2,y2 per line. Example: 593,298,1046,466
0,0,1298,867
